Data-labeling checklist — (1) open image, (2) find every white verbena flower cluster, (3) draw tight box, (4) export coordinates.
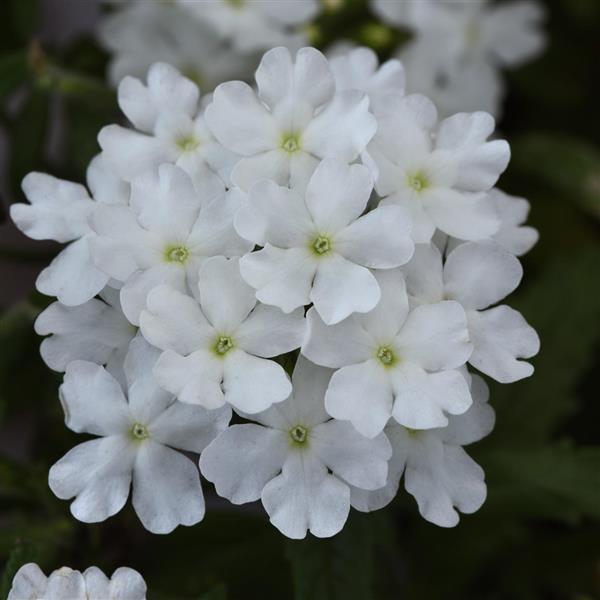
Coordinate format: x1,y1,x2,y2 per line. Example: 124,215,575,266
8,563,146,600
99,0,321,89
371,0,546,117
11,46,540,538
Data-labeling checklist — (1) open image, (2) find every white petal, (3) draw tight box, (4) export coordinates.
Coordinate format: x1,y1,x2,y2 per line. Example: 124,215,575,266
82,567,110,600
36,236,110,306
14,173,93,242
238,180,314,247
262,452,350,539
334,205,414,268
424,188,500,241
302,307,374,368
106,567,147,600
230,150,291,191
435,112,510,192
120,263,186,326
312,420,391,490
325,360,393,439
391,365,472,430
7,564,47,600
256,46,334,109
304,159,373,233
140,284,214,355
468,306,540,383
198,256,257,331
149,400,231,454
239,245,316,314
401,243,445,304
441,375,495,446
49,436,135,523
223,350,291,414
444,240,523,310
154,349,225,409
45,569,87,600
86,153,129,206
311,254,381,325
200,424,289,504
132,441,205,533
236,304,305,357
395,301,472,371
302,91,377,161
60,361,131,436
205,81,279,154
490,188,538,256
35,298,134,372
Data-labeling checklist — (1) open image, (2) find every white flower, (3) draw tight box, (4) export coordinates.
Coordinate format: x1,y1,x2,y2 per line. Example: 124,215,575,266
8,563,147,600
35,286,136,383
328,46,405,108
403,240,540,383
236,159,414,324
205,46,377,191
99,62,238,188
49,338,229,534
10,154,128,306
178,0,319,52
90,164,252,325
99,1,252,90
376,0,546,118
140,256,305,413
200,356,392,539
350,374,495,527
302,269,473,438
368,94,508,243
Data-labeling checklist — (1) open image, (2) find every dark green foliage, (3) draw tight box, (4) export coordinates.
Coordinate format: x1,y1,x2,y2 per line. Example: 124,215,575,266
1,0,599,598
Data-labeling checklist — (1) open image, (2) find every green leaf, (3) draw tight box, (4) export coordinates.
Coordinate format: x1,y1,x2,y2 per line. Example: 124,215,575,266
489,247,600,444
511,133,600,220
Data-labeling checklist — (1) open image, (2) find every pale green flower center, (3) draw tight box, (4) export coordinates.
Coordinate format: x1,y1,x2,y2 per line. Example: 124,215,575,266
177,135,200,153
407,171,429,193
376,346,396,367
311,234,332,256
226,0,245,7
131,422,149,441
165,245,190,264
281,132,301,154
405,427,420,437
213,335,234,356
290,425,308,445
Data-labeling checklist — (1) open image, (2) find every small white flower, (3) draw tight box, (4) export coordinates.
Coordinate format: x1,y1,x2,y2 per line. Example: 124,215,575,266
10,154,128,306
99,1,252,90
49,338,229,534
350,374,495,527
328,46,405,108
205,46,377,191
237,159,414,325
178,0,319,52
403,240,540,383
99,62,239,188
368,93,508,243
140,256,305,413
200,356,392,539
8,563,147,600
90,164,252,325
303,269,473,438
35,286,136,383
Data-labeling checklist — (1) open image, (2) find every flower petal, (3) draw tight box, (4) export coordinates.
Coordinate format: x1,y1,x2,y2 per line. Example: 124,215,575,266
200,424,289,504
132,441,205,533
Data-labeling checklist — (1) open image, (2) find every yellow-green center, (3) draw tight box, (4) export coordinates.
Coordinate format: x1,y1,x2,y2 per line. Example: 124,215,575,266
376,346,396,367
213,335,234,356
131,422,149,441
177,135,200,153
281,132,301,154
407,171,429,193
290,425,308,445
226,0,245,7
165,245,190,264
311,235,332,256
